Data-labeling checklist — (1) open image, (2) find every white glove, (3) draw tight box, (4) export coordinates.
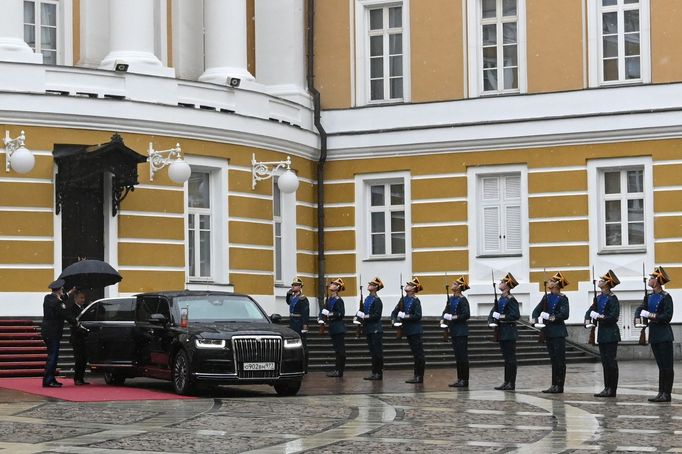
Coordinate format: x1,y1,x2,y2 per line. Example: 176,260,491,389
492,311,501,320
301,328,308,333
397,311,406,319
540,312,550,321
640,310,651,318
318,319,325,324
321,309,330,316
356,311,365,318
443,313,453,321
589,310,600,320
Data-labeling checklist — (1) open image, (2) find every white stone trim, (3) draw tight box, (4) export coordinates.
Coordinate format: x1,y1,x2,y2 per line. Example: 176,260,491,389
529,241,589,248
118,210,184,218
117,265,185,272
412,197,468,204
529,216,589,223
528,191,588,198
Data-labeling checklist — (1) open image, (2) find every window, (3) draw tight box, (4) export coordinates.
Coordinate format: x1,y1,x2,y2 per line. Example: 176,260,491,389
273,179,283,283
24,0,58,64
589,0,650,86
478,174,521,255
618,301,645,342
480,0,519,93
368,181,405,256
368,5,404,102
599,167,644,249
355,0,410,106
188,172,212,281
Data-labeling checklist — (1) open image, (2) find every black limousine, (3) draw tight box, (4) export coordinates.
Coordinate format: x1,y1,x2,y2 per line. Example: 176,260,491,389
77,291,305,395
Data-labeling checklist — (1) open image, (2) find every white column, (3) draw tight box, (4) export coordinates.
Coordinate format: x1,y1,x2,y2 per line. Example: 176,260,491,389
0,0,42,63
199,0,254,84
255,0,309,104
99,0,174,77
79,0,109,67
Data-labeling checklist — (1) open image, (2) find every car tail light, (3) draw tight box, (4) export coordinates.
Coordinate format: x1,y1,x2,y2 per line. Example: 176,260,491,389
180,307,189,328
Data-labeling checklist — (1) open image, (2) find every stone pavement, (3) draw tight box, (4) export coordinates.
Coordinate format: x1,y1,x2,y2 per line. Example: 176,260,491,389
0,360,679,453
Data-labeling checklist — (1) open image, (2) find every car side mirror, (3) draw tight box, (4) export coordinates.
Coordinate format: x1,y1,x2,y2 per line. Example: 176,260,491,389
149,313,167,325
270,313,282,324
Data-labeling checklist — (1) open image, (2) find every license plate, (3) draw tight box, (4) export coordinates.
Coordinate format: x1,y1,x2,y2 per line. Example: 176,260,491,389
243,362,275,371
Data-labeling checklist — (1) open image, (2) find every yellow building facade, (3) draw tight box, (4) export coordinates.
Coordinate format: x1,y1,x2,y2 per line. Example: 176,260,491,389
0,1,680,341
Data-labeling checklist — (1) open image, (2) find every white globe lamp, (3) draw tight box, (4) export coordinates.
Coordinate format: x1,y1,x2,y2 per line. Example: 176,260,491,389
9,145,35,174
277,169,299,193
168,159,192,184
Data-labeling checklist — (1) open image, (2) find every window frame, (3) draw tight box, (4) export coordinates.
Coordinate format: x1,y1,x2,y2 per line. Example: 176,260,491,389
366,179,407,259
187,171,213,282
588,0,651,87
22,0,73,65
183,156,229,287
598,165,646,252
354,0,411,106
476,172,523,257
467,0,527,97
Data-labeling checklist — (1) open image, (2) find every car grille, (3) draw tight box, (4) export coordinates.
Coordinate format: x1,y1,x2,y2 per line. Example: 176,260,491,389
232,336,282,378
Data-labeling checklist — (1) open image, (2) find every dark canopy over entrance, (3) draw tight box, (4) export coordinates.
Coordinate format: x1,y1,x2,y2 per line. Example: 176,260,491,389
54,133,147,217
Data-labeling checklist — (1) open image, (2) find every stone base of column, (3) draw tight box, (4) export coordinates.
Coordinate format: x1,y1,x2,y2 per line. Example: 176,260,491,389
100,51,175,77
199,67,255,87
266,84,312,107
0,38,43,63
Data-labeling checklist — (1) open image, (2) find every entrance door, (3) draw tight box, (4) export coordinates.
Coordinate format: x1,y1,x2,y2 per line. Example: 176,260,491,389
61,172,105,301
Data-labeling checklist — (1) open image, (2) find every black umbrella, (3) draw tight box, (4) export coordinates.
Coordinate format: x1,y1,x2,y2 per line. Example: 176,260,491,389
59,259,122,289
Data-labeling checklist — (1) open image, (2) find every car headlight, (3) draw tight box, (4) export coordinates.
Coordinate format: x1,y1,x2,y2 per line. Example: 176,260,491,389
283,338,303,349
195,339,226,349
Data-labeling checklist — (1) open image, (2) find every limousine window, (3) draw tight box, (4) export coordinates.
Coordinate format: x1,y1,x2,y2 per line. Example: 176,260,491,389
136,297,171,322
176,295,267,322
78,298,135,322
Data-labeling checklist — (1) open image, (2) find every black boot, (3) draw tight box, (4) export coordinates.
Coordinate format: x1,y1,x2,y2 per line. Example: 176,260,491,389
453,363,469,388
607,366,618,397
449,363,462,387
326,370,343,377
554,365,565,393
648,369,664,402
502,365,516,391
650,369,672,402
594,366,610,397
495,365,509,390
542,366,557,393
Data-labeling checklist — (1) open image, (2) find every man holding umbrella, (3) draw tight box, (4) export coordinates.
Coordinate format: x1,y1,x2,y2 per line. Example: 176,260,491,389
41,279,76,387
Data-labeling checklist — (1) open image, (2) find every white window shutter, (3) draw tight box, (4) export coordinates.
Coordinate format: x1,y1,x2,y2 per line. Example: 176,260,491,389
483,206,501,253
482,177,499,201
505,205,521,251
505,175,521,200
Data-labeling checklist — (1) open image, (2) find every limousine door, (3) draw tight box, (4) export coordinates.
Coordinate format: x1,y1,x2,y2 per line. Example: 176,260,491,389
80,298,137,367
134,296,173,379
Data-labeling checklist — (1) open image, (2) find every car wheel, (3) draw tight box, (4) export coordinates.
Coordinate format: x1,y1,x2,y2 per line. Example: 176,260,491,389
274,380,302,396
172,349,194,395
103,370,126,386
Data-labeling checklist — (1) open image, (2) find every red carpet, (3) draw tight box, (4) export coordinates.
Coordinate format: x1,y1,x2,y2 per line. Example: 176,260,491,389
0,378,194,402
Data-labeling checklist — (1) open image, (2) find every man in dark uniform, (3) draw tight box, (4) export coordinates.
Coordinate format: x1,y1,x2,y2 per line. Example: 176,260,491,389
286,277,310,371
320,278,346,378
489,272,520,391
636,266,675,402
392,276,425,384
358,277,384,381
41,279,75,387
585,269,620,398
443,276,470,388
67,289,90,385
532,272,570,393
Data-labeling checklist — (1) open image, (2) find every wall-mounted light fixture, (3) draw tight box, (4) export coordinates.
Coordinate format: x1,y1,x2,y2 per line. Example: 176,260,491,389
148,142,192,184
251,153,299,193
3,130,35,174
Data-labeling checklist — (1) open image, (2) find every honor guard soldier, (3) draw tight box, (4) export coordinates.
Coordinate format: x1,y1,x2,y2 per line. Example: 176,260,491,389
286,277,310,371
40,279,76,388
489,272,520,391
392,276,425,384
586,270,620,398
443,276,471,388
532,272,570,393
358,277,384,380
637,266,675,402
320,278,346,378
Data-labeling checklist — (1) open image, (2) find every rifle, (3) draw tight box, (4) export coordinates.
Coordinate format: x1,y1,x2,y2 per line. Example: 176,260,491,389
638,262,648,346
318,285,328,335
587,266,597,345
395,273,404,339
441,282,450,342
491,271,500,342
537,280,547,343
354,275,364,338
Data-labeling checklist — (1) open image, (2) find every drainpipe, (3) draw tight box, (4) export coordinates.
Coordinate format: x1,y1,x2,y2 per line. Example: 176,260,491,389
306,0,328,308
